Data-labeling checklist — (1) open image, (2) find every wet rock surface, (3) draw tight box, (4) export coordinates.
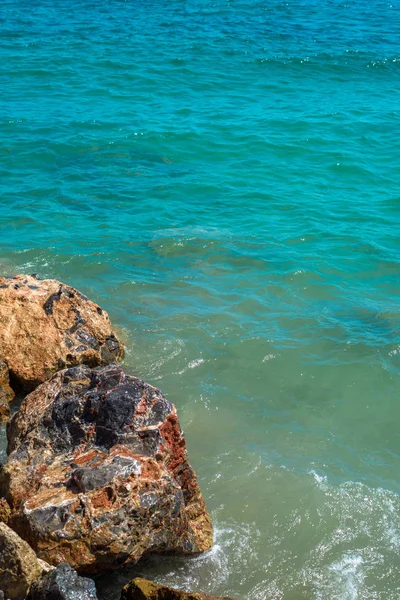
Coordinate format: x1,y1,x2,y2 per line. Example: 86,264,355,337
0,275,124,394
0,522,47,600
27,563,97,600
0,365,213,573
121,578,235,600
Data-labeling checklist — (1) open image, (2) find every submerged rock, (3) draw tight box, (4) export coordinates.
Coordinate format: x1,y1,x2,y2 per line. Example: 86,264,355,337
0,360,14,422
121,578,235,600
0,275,124,395
28,563,97,600
0,522,48,600
1,365,213,573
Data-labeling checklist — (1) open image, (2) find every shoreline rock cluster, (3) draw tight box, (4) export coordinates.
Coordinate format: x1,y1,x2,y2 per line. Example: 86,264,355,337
0,275,220,600
0,275,124,407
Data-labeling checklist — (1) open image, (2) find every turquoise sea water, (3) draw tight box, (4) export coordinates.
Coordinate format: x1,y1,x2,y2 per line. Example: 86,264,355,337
1,0,400,597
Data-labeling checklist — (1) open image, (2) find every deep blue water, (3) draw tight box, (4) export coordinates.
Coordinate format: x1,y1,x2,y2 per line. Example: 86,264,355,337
1,1,400,598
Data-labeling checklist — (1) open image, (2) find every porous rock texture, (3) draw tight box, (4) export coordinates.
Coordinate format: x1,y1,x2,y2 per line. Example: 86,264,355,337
0,497,11,524
0,365,213,574
28,563,98,600
121,578,235,600
0,275,124,394
0,359,14,421
0,522,48,600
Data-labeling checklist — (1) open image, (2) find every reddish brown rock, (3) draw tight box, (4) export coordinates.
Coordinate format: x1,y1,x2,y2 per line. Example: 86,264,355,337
0,359,14,422
0,365,213,574
0,275,124,394
121,578,235,600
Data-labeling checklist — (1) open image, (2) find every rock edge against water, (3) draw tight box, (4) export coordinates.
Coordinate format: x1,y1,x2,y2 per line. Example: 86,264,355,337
0,275,124,416
1,364,213,573
0,275,216,600
121,578,235,600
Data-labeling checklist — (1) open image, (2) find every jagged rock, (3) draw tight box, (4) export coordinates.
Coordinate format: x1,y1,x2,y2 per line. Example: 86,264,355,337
121,578,235,600
0,360,14,422
27,563,97,600
1,365,213,573
0,522,47,600
0,497,11,523
0,275,124,395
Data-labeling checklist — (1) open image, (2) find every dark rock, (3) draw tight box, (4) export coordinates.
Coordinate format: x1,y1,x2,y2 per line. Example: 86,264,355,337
71,456,141,493
28,563,97,600
1,365,213,573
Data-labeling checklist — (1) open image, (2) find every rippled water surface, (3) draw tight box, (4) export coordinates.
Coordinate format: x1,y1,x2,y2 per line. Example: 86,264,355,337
1,0,400,597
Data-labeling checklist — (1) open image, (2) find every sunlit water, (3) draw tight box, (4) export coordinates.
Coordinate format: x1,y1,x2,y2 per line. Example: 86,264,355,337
1,0,400,597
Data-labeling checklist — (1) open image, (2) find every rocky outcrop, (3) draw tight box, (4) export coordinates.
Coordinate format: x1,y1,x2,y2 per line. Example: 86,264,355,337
1,365,213,574
0,522,49,600
27,563,97,600
121,578,235,600
0,275,124,395
0,359,14,421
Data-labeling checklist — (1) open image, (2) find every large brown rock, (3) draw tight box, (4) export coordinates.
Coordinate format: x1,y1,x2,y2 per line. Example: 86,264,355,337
0,365,213,574
121,578,235,600
0,522,48,600
0,275,124,396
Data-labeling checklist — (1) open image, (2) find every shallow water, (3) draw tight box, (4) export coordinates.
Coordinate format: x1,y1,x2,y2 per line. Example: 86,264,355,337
1,0,400,597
